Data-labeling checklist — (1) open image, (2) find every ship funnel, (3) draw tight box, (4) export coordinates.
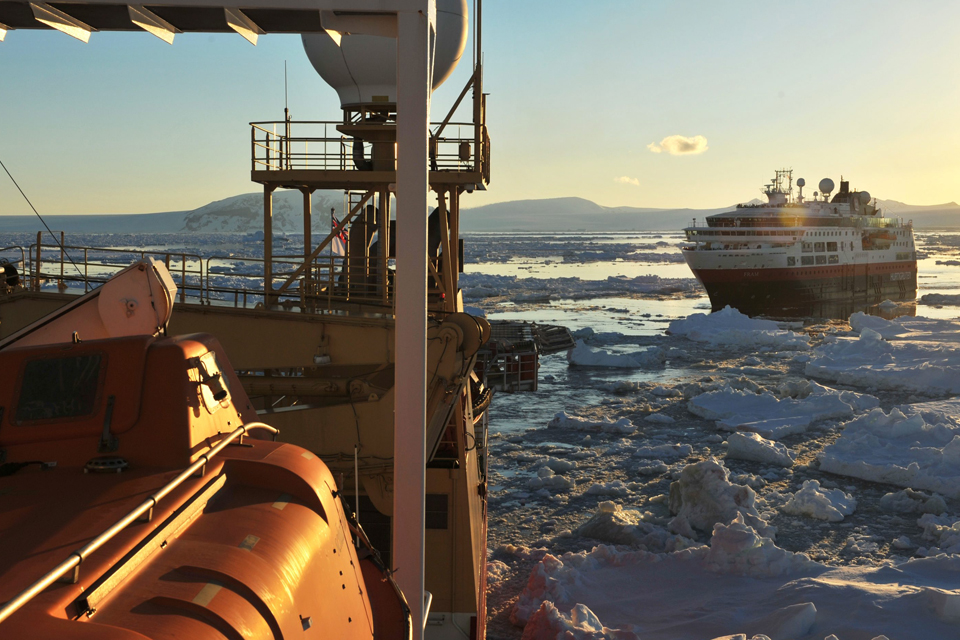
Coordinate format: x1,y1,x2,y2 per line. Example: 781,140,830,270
302,0,468,110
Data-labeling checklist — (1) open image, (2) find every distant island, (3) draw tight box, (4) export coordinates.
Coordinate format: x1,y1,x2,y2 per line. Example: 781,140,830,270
0,191,956,234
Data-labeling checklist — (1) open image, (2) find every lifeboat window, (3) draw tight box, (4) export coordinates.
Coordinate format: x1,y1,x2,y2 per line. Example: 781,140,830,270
827,242,838,252
16,354,103,423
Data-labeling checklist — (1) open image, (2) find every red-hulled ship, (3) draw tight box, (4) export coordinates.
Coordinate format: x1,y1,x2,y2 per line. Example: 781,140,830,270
682,170,917,314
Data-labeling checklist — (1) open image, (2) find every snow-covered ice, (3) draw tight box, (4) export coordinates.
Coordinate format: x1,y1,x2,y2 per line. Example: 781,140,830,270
725,432,796,467
548,411,637,435
508,516,960,639
567,340,653,368
782,480,857,522
688,381,878,439
667,458,776,539
819,407,960,498
667,305,810,350
806,325,960,394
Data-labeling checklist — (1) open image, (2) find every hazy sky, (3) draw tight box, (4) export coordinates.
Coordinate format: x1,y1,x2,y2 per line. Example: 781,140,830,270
1,0,958,215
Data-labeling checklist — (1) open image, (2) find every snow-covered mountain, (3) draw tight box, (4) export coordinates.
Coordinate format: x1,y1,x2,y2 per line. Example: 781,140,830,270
0,193,956,234
182,190,347,234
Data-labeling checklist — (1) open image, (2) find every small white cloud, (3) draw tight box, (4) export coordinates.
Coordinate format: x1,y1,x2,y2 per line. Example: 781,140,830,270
647,134,708,156
615,176,640,186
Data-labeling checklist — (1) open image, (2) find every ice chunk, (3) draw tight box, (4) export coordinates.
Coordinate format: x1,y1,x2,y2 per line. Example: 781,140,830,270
575,502,684,551
782,480,856,522
704,514,812,577
668,458,776,539
526,468,575,493
879,488,947,515
636,461,669,475
585,481,630,498
726,432,796,468
668,306,810,350
644,412,675,424
548,411,637,435
567,340,645,368
688,382,877,439
819,408,960,498
521,601,641,640
917,513,960,555
633,443,692,459
806,329,960,394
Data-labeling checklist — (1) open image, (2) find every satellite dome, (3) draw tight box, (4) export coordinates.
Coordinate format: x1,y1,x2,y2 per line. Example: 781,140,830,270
859,191,871,204
818,178,835,195
796,178,805,187
302,0,468,108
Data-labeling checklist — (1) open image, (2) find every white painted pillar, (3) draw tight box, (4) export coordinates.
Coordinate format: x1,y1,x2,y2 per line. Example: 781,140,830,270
393,3,434,638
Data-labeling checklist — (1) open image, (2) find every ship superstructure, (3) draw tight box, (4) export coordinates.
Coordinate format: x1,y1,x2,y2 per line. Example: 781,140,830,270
0,1,548,638
682,170,917,314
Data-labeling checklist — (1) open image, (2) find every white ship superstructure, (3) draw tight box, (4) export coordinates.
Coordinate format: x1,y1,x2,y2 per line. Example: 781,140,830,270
683,171,917,312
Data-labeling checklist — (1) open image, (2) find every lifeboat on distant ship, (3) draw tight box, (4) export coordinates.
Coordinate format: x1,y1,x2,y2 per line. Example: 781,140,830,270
0,260,411,639
861,229,896,250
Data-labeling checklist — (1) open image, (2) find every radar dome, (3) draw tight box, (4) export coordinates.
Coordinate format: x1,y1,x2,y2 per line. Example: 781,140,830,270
818,178,835,195
302,0,468,108
796,178,805,187
859,191,871,204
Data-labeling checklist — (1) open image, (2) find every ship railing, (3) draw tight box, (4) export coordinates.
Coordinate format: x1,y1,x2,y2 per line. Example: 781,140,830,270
250,120,481,174
0,422,279,626
26,237,205,304
17,234,424,315
204,254,395,310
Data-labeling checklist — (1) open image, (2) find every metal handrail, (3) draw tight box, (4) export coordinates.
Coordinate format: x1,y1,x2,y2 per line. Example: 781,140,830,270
0,421,279,626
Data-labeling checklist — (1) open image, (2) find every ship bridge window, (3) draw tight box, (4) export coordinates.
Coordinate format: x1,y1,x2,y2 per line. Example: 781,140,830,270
827,242,838,252
16,354,103,423
814,242,825,252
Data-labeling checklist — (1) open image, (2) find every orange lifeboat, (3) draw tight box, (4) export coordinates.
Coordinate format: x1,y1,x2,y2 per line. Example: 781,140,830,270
0,262,411,639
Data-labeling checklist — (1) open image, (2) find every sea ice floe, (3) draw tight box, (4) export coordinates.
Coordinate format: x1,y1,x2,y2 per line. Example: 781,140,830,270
917,513,960,555
636,461,669,475
920,293,960,306
514,509,960,639
575,501,688,552
782,480,857,522
878,488,947,515
548,411,637,435
819,407,960,499
585,481,631,498
643,412,675,424
725,432,796,468
633,443,692,459
806,327,960,394
688,381,878,439
567,340,649,368
526,467,575,492
667,305,810,350
667,458,776,539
